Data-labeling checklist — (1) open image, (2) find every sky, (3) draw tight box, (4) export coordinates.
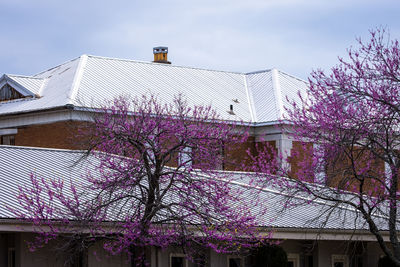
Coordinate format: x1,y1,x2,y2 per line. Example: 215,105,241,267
1,0,400,80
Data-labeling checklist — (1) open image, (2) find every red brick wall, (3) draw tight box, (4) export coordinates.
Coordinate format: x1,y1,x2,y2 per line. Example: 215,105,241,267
288,141,314,181
14,121,85,150
10,121,281,173
224,137,256,171
325,148,385,193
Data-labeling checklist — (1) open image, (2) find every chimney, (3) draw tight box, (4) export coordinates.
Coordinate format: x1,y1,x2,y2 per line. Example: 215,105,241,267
153,46,171,64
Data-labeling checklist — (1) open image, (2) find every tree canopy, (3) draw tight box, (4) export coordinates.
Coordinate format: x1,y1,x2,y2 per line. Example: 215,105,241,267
14,95,269,266
252,28,400,266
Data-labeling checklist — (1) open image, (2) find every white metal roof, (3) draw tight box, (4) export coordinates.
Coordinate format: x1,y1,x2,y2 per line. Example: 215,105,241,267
0,55,308,123
0,145,381,232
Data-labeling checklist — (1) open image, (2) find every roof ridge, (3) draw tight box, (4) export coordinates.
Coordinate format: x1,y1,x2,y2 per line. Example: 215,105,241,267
5,74,44,80
85,54,246,75
33,56,82,77
276,69,308,84
243,75,257,122
0,75,37,98
0,145,86,154
271,69,284,119
68,55,88,104
245,69,272,75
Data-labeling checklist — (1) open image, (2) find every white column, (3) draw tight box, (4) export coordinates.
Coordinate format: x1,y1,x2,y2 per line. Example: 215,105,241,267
276,137,293,171
313,143,326,184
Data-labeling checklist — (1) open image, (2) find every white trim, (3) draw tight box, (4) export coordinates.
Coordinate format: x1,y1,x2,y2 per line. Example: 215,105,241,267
0,129,17,135
287,253,300,267
0,76,36,97
178,146,192,167
37,78,48,96
271,69,284,119
68,54,88,103
0,220,390,242
276,137,292,171
170,253,188,267
243,75,257,123
84,54,244,75
313,143,326,184
227,255,243,267
331,254,349,267
0,110,93,129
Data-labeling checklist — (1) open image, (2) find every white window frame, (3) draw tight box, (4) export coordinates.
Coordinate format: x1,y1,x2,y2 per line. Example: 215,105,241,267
178,146,192,167
170,253,188,267
331,254,349,267
287,253,300,267
226,255,243,267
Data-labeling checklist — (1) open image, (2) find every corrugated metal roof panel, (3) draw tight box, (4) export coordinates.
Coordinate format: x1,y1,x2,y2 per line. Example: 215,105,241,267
5,75,46,96
246,70,278,122
0,57,81,115
0,145,380,231
278,70,308,120
75,56,251,121
0,55,308,124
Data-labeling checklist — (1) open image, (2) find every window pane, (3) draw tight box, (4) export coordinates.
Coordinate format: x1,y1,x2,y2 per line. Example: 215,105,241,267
229,258,241,267
287,262,294,267
334,262,344,267
171,256,185,267
1,135,15,145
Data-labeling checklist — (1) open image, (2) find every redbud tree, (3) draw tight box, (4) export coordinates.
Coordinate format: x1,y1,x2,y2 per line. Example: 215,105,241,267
251,29,400,266
15,95,269,266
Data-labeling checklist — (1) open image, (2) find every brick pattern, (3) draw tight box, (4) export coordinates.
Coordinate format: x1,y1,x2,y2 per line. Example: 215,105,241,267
14,121,85,150
288,141,314,181
325,148,385,193
224,137,256,171
11,122,282,173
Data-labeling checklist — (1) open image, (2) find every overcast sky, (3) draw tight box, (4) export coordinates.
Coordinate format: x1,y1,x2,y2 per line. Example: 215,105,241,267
1,0,399,80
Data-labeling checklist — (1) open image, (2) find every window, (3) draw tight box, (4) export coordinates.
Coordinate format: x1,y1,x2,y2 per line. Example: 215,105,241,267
227,256,242,267
1,135,15,145
170,254,188,267
332,255,349,267
8,248,15,267
287,253,300,267
179,147,192,167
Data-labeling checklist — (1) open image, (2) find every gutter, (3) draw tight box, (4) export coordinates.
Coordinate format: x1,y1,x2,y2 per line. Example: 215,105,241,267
0,104,76,118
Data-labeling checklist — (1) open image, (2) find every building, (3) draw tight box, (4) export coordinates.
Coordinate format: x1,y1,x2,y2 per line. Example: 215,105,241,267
0,49,387,267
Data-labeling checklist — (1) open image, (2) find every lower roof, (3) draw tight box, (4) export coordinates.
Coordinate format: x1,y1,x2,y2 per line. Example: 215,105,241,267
0,145,382,233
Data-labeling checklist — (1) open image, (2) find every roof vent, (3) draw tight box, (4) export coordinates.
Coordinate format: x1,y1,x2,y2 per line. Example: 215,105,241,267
153,46,171,64
227,104,235,115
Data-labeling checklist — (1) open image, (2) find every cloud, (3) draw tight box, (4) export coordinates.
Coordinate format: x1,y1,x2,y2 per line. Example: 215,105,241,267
1,0,400,79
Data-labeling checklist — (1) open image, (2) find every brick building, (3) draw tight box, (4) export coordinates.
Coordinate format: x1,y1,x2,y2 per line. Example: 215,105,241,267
0,50,387,267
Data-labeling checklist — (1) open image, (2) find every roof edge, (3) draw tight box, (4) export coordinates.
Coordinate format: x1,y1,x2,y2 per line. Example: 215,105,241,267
271,69,284,119
0,75,39,97
68,55,88,104
0,144,86,154
33,55,82,77
85,54,246,75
